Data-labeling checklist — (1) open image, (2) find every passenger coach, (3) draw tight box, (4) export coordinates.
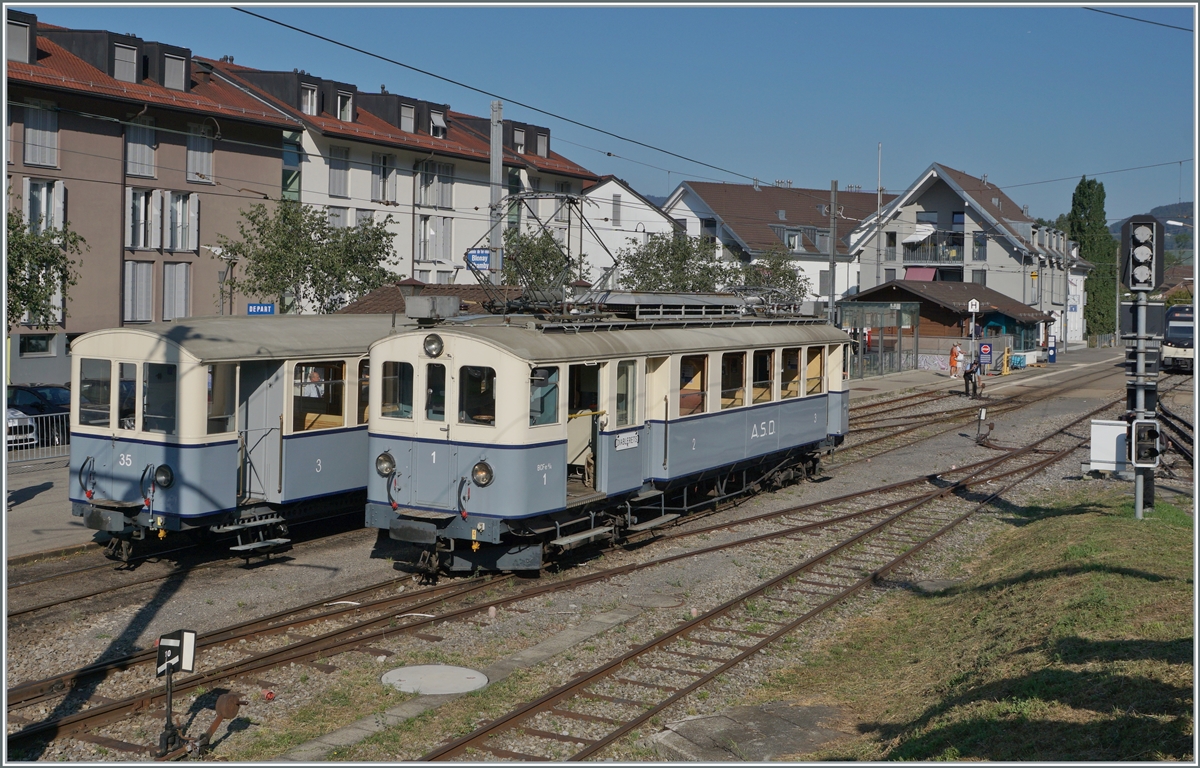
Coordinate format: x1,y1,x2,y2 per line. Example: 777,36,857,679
69,315,407,560
365,317,850,572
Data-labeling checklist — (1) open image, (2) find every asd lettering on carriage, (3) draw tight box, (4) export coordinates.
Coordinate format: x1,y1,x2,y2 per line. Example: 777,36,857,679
750,419,776,439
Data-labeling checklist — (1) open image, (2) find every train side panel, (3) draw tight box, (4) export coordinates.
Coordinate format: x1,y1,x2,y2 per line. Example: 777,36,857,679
281,426,368,503
595,426,645,495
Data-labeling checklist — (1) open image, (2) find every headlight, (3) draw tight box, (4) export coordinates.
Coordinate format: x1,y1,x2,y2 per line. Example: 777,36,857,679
153,464,174,488
376,452,396,477
423,334,444,358
471,461,493,487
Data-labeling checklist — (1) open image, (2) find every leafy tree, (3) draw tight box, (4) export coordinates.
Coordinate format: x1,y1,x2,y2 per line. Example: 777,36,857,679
617,233,730,292
216,199,400,314
1173,230,1192,252
731,244,812,301
6,202,86,329
1066,177,1118,335
500,227,588,287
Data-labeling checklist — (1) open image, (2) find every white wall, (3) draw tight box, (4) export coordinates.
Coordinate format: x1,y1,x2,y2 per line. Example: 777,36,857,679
580,178,678,287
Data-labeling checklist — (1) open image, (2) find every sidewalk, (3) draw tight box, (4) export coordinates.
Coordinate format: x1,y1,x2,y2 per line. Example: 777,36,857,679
5,457,99,564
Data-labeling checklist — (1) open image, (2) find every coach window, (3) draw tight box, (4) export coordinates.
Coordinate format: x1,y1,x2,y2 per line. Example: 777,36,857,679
142,363,178,435
459,366,496,425
615,360,636,427
529,367,559,426
293,362,345,431
753,349,774,403
79,358,112,427
381,362,413,419
721,352,745,409
806,347,825,395
781,348,800,399
207,363,237,434
425,363,446,421
118,363,137,430
357,360,370,425
679,354,707,416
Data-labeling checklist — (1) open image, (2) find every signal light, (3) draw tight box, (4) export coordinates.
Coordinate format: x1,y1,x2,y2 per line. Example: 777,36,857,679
1121,216,1164,292
1130,418,1161,468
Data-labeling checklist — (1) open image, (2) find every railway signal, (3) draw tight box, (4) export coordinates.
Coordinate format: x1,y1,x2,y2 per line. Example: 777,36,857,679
1130,419,1161,468
1121,216,1164,293
155,629,196,757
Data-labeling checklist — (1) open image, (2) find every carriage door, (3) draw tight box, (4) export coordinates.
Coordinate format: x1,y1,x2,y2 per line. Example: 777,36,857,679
568,364,602,488
413,362,455,509
239,361,285,503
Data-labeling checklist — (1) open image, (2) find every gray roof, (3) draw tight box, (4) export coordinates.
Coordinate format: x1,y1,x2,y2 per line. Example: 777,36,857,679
76,315,419,363
382,320,850,364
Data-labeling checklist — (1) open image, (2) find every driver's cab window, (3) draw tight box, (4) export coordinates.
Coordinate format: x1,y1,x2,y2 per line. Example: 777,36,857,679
118,362,137,430
293,361,345,431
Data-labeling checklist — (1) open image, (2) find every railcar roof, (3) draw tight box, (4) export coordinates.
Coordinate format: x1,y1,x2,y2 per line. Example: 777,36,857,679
74,315,422,362
393,319,851,363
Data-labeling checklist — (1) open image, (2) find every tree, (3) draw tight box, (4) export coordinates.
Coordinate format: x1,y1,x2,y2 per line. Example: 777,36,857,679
6,203,86,329
1066,177,1118,335
500,227,588,287
730,244,812,301
617,233,730,292
216,200,400,314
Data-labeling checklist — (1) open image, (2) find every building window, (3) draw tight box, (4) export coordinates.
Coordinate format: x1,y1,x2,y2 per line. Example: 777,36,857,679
24,178,61,234
327,206,349,228
971,269,986,286
554,181,570,222
819,270,830,297
336,91,353,121
301,85,317,116
418,215,453,262
124,260,154,322
186,125,213,182
282,136,302,201
23,101,58,167
885,268,896,282
355,208,373,227
514,128,525,154
419,161,453,208
430,110,446,138
7,20,29,62
612,194,621,227
127,188,160,250
916,211,937,226
371,152,395,203
328,145,349,198
416,269,430,283
163,262,190,320
126,117,156,177
436,270,452,285
18,334,54,356
167,192,197,251
113,43,138,83
164,55,186,90
952,211,965,231
537,133,547,157
400,104,415,133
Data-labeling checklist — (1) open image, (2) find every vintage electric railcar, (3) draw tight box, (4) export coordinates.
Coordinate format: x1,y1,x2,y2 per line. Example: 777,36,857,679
68,314,409,560
364,316,851,572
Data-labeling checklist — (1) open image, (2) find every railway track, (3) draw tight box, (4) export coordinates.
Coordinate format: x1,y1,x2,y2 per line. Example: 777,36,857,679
1157,401,1194,465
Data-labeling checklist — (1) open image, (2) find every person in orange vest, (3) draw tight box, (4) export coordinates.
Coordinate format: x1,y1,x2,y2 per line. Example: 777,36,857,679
949,342,962,379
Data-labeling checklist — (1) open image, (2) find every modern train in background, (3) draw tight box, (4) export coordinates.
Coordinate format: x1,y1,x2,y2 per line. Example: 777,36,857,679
1161,304,1193,373
365,294,851,574
68,314,412,561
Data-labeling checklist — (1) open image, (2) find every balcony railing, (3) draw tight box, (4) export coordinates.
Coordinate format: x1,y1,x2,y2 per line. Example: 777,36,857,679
884,247,897,261
903,244,964,264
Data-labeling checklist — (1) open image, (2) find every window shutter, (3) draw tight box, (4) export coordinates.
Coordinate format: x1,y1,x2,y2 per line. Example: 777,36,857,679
387,156,397,202
440,217,452,262
150,190,162,250
21,176,30,223
53,180,65,230
124,187,133,246
179,262,190,318
188,193,199,251
137,262,153,321
163,263,176,320
371,154,382,201
612,194,621,227
439,164,452,209
123,261,135,321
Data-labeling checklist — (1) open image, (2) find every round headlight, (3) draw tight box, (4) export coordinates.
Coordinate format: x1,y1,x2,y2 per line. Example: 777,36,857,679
471,461,494,487
423,333,444,358
153,464,174,489
376,452,396,477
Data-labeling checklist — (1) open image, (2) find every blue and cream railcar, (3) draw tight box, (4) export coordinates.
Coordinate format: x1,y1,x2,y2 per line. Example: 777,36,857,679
365,318,850,572
69,315,405,559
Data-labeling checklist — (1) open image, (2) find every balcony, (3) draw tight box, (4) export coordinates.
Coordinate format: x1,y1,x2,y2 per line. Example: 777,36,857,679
884,247,897,261
903,243,964,264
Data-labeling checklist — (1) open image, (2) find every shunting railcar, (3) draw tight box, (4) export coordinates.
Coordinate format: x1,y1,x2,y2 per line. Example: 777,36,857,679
365,316,851,573
69,314,410,560
1162,304,1193,373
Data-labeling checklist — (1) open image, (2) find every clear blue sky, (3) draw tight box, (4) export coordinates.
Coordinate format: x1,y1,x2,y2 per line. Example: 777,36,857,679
18,4,1197,223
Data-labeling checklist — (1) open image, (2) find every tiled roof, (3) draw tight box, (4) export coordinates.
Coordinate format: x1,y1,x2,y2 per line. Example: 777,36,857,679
847,279,1052,323
450,111,596,180
684,182,898,255
934,163,1034,227
338,282,524,315
7,35,297,127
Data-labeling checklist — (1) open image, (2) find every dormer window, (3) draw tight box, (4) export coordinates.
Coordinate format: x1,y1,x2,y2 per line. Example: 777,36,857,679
337,91,353,121
400,104,415,132
301,85,317,116
113,44,138,83
537,133,547,157
6,21,29,63
430,110,446,139
164,54,185,91
514,128,525,154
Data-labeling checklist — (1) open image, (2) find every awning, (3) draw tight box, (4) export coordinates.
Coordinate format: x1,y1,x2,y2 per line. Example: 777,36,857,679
431,111,447,129
902,223,935,244
905,267,937,281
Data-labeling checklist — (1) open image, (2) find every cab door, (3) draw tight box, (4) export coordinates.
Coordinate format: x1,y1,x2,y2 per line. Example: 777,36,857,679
412,360,456,509
239,361,284,503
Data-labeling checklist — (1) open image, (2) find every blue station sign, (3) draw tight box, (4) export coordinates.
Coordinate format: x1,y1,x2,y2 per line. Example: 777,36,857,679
467,248,493,270
247,303,275,315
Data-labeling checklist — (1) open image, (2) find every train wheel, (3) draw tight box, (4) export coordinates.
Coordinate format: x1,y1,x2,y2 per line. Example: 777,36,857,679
105,537,133,562
415,548,440,584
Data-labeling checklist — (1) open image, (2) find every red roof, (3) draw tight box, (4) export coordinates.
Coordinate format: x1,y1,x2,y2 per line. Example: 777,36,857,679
7,35,297,128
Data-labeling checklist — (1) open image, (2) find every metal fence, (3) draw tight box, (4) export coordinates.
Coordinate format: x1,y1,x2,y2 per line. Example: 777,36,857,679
6,412,70,465
1088,333,1117,348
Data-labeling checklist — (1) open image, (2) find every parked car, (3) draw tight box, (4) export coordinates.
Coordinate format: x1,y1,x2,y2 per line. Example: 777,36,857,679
6,407,38,451
7,384,70,445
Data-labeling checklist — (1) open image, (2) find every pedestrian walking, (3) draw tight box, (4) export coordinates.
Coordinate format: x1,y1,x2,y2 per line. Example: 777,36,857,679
949,342,962,378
